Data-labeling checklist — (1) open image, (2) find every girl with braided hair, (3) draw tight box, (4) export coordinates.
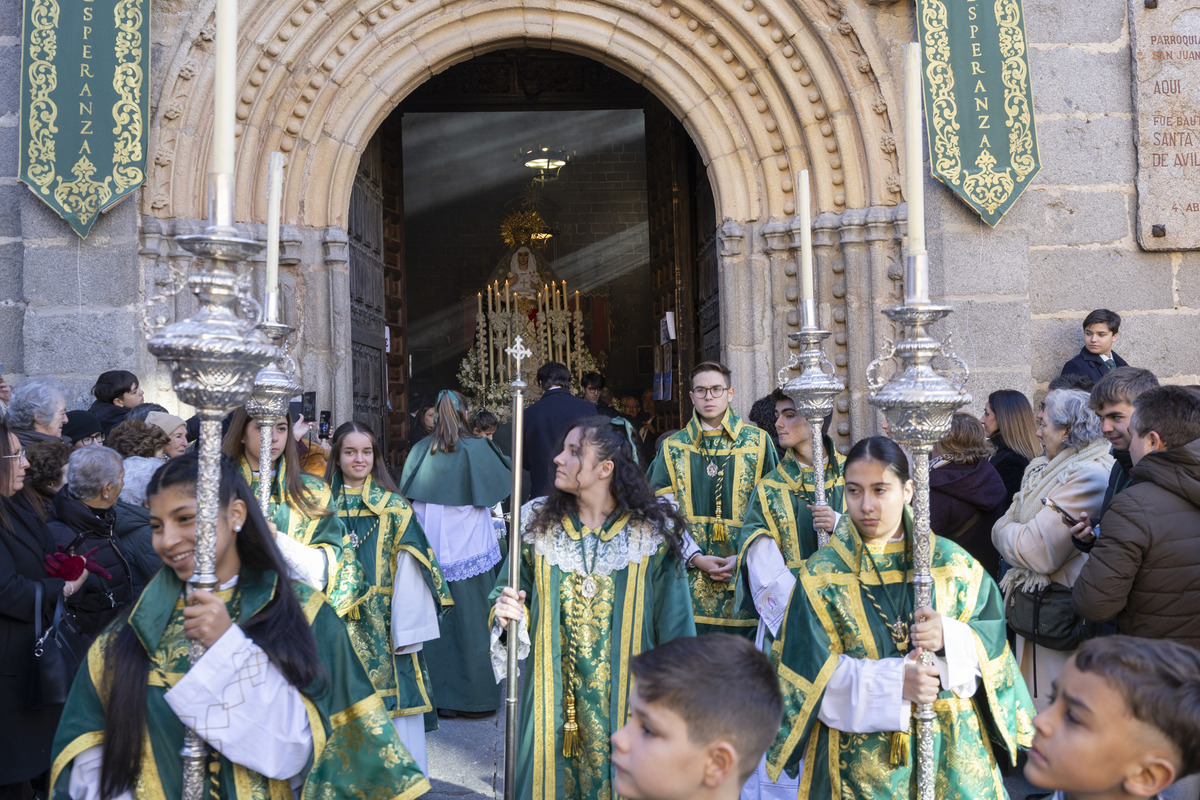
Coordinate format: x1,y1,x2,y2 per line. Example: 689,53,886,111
491,415,695,800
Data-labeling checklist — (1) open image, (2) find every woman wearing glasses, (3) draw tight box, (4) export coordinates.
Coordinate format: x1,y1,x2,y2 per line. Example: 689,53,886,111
0,420,89,799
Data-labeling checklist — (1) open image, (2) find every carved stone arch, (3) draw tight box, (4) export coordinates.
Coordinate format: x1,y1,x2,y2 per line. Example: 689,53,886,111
144,0,906,434
146,0,902,228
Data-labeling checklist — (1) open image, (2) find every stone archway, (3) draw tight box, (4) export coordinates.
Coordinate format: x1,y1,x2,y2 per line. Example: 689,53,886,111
143,0,908,443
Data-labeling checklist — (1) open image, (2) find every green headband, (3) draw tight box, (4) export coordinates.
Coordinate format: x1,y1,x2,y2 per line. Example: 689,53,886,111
610,417,640,465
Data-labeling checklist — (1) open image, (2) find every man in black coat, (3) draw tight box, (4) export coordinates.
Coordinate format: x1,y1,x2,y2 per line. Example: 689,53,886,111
523,362,597,497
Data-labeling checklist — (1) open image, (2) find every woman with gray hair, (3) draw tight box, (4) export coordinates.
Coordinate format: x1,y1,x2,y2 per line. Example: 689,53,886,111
991,388,1113,710
8,377,68,447
47,446,138,638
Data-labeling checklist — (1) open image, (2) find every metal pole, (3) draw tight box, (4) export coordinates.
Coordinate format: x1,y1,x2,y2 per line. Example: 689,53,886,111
147,173,276,800
867,252,971,800
246,320,301,516
503,336,532,800
779,298,844,549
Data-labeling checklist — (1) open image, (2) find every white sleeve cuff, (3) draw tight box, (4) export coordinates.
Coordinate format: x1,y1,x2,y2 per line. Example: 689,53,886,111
746,537,794,636
490,614,530,683
817,654,911,733
936,616,981,698
679,528,701,561
274,531,329,591
166,624,313,780
391,551,441,650
68,745,124,800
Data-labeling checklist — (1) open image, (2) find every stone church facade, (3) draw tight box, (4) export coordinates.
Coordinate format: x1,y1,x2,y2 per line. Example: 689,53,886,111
0,0,1195,445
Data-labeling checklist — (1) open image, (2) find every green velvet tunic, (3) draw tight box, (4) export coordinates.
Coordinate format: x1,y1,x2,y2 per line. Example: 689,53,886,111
240,457,367,618
490,509,696,800
766,512,1035,800
50,568,430,800
332,474,453,719
646,408,777,636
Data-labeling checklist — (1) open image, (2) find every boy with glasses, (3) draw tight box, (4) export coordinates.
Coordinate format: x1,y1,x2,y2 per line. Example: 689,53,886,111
647,362,777,637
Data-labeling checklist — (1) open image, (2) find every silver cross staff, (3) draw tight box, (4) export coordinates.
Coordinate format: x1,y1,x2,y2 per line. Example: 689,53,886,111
502,335,531,800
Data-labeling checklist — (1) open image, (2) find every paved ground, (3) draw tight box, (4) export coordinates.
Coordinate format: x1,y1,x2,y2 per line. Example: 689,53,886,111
423,691,1040,800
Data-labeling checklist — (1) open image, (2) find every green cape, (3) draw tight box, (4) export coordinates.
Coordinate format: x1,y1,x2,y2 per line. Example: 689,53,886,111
399,435,512,507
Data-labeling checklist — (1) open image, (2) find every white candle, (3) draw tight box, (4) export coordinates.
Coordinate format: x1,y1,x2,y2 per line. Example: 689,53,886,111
904,43,926,257
798,169,814,303
264,152,284,321
213,0,237,175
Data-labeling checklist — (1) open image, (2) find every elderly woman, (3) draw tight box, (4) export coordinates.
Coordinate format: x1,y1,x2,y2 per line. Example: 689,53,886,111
47,447,137,638
144,410,189,458
991,389,1113,710
8,377,68,447
0,420,90,798
105,419,170,506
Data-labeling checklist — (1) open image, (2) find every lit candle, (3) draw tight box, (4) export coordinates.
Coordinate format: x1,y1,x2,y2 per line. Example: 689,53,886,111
505,280,511,314
904,42,927,258
798,169,814,305
264,152,284,321
213,0,237,175
477,291,483,319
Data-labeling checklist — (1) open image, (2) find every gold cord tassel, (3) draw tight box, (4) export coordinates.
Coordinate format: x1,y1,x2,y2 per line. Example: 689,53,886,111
890,730,910,767
347,604,361,621
562,697,581,758
712,501,727,543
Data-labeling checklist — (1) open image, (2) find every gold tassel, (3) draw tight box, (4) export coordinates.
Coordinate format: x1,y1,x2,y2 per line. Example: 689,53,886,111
890,731,909,767
562,697,580,758
712,521,727,542
347,604,361,621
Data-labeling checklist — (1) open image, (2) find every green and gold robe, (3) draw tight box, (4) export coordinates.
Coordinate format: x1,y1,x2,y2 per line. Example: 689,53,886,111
490,507,696,800
332,474,454,719
240,457,367,617
735,442,846,575
766,512,1035,799
647,408,777,636
50,568,430,800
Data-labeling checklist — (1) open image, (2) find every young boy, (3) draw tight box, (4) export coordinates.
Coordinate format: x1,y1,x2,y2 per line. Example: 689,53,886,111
87,369,144,434
1024,635,1200,800
611,634,783,800
1072,386,1200,650
1061,309,1128,383
647,362,778,637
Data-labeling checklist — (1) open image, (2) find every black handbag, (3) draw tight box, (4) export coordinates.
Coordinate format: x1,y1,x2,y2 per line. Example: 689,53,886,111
1005,581,1087,652
29,582,84,708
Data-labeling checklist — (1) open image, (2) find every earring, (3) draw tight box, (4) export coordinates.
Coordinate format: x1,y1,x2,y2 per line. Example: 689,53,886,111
234,524,242,533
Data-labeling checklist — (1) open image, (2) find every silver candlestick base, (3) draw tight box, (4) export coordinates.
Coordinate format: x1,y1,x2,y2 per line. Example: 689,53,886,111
145,173,277,800
778,318,844,549
246,319,302,514
866,261,970,800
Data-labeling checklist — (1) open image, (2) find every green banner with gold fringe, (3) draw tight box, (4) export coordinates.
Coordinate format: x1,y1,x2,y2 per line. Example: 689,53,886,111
20,0,149,238
916,0,1040,227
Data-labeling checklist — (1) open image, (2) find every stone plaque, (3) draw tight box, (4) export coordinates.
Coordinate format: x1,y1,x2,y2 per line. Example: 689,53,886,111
1131,2,1200,250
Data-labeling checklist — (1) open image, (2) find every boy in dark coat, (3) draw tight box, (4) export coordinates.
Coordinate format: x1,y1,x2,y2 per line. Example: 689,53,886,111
1060,309,1128,383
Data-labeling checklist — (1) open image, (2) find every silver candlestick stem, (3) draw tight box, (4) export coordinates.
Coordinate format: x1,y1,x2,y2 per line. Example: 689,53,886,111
777,298,844,549
866,252,970,800
146,172,277,800
245,319,302,515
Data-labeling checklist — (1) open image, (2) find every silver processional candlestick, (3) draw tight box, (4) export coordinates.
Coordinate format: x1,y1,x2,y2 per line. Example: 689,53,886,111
144,173,278,800
866,250,970,800
778,297,844,549
503,336,532,800
246,319,302,515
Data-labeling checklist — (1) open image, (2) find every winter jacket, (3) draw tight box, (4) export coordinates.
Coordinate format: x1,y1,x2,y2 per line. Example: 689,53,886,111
86,400,129,435
47,487,135,636
1060,347,1127,385
929,459,1008,577
1072,439,1200,648
112,501,162,597
988,434,1031,507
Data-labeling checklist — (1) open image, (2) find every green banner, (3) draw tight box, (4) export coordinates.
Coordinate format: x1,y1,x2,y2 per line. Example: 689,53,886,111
20,0,149,238
916,0,1040,227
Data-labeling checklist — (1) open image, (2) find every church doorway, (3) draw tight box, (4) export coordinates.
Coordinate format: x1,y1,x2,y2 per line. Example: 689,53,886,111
347,49,719,464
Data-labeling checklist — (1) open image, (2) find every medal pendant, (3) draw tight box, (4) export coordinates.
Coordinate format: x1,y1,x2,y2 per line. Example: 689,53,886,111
892,619,909,653
706,461,718,478
348,532,360,549
580,575,597,598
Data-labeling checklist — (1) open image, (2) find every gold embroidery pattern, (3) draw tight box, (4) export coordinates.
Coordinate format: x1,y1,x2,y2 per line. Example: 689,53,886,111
111,0,145,193
53,155,113,226
561,572,615,800
920,0,1037,218
24,0,60,194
